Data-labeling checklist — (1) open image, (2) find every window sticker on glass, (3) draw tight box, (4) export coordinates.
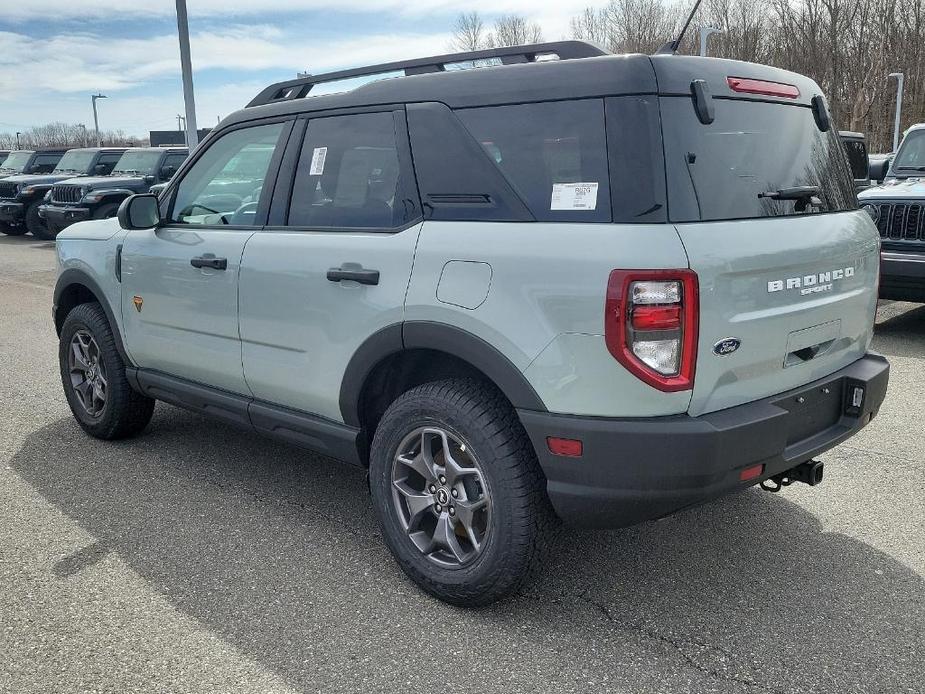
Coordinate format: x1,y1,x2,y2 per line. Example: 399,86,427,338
309,147,328,175
551,182,599,211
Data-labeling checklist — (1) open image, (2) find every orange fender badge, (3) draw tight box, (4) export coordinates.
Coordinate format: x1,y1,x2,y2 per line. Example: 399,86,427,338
132,296,144,312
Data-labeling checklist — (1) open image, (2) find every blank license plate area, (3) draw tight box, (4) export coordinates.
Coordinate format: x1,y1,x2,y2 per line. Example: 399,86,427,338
779,380,843,446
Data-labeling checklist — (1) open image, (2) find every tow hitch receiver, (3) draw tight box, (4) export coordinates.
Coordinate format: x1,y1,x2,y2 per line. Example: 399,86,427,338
760,460,824,492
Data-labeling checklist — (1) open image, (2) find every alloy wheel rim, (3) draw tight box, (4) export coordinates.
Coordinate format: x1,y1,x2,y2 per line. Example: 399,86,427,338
391,426,491,567
68,329,107,417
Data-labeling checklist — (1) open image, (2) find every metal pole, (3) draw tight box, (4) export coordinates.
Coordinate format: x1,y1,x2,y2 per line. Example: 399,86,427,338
91,93,107,146
175,0,199,149
15,132,21,149
699,26,723,57
889,72,904,152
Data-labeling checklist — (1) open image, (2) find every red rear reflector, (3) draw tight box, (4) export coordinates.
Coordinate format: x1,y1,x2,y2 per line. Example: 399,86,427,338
631,305,681,331
739,464,764,482
547,437,583,457
727,76,800,99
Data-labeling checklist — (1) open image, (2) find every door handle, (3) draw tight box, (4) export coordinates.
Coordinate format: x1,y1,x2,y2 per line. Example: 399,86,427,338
327,266,380,285
190,254,228,270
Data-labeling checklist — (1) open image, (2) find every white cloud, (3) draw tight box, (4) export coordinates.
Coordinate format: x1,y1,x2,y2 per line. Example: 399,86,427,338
0,27,455,135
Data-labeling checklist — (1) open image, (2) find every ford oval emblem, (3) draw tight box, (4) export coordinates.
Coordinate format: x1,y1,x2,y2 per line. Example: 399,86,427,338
713,337,741,356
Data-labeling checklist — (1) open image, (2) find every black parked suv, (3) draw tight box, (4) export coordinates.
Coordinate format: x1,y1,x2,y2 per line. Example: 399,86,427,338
0,148,125,238
40,147,188,237
0,149,66,180
839,131,870,191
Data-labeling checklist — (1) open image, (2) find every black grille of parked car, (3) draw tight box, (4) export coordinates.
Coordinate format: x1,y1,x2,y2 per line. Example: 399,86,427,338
0,182,18,199
873,202,925,241
51,185,83,204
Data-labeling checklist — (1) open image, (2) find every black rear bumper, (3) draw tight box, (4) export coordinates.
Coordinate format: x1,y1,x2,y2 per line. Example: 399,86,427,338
879,250,925,302
518,353,889,529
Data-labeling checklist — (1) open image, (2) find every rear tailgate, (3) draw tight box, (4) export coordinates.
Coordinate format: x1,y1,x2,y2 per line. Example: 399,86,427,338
676,212,878,415
653,56,880,416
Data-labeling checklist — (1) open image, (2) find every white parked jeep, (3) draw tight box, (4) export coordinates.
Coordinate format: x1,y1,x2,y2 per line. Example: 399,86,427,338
54,42,888,605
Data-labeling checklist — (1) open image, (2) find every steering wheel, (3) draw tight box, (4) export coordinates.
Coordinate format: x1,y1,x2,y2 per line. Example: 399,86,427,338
229,201,259,226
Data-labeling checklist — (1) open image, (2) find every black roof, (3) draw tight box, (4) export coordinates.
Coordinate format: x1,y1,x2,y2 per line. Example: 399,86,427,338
222,42,823,130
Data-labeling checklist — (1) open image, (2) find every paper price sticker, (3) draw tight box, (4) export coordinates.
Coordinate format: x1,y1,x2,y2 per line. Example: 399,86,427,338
309,147,328,175
550,182,599,211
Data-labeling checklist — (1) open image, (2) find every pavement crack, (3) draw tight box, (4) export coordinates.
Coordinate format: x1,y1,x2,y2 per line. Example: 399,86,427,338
557,592,786,693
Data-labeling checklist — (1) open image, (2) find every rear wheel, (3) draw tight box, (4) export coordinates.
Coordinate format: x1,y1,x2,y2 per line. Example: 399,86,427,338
25,202,54,240
369,378,553,606
59,302,155,439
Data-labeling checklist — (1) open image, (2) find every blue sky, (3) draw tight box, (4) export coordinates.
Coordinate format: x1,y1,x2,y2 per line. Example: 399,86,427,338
0,1,604,138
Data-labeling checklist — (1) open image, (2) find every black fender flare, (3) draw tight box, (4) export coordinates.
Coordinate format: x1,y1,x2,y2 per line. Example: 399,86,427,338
53,268,133,366
338,320,547,427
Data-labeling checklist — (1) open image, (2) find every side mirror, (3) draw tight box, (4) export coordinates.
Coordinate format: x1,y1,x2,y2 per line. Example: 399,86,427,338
159,165,177,180
118,193,160,230
869,158,892,183
143,174,156,184
94,164,108,175
27,165,41,174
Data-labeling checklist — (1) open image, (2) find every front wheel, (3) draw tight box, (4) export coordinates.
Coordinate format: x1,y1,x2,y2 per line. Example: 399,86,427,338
0,221,27,236
93,202,121,220
59,302,155,439
25,203,54,240
369,379,553,606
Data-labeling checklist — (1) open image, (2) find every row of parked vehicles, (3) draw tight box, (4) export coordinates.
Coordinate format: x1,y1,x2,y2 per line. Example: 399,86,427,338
0,146,188,240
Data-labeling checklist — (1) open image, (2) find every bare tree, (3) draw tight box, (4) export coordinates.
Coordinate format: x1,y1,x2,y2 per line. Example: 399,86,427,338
490,15,544,47
451,11,488,51
0,123,147,150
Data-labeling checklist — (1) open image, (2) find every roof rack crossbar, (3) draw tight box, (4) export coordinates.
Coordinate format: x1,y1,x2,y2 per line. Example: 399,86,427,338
246,40,608,108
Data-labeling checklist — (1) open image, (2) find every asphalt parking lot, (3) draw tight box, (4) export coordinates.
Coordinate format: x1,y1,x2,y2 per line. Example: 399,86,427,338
0,233,922,694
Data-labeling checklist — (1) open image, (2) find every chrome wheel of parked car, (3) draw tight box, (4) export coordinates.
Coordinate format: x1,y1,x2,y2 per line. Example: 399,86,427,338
67,329,108,417
391,426,491,567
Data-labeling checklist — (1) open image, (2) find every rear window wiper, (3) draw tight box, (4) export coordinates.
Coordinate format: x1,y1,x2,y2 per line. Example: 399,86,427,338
758,186,822,211
758,186,821,201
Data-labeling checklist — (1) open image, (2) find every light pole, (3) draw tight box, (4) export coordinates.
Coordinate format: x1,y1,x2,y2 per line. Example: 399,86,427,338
15,132,21,150
77,124,87,147
699,26,723,57
889,72,904,153
91,93,107,146
175,0,199,149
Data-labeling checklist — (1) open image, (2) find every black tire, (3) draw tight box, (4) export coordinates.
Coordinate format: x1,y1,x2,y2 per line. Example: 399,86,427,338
93,202,120,220
25,202,54,240
0,221,27,236
59,302,155,440
369,378,553,606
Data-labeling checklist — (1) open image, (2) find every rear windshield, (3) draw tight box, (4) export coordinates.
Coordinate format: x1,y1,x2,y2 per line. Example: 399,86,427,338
841,138,869,181
661,97,857,222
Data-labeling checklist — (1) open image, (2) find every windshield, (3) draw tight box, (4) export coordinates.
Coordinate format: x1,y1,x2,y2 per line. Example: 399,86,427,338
112,151,161,175
53,150,96,174
891,130,925,172
0,151,33,173
661,98,857,221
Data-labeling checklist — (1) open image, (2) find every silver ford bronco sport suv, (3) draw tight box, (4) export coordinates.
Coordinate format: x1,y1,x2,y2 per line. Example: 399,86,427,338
53,42,889,605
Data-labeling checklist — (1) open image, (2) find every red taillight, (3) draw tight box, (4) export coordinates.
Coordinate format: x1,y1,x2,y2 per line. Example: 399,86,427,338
631,305,681,331
604,269,699,392
739,464,764,482
727,76,800,99
547,437,583,457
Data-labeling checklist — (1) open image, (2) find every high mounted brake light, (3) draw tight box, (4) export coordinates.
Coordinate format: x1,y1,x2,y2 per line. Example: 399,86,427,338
726,77,800,99
604,270,699,392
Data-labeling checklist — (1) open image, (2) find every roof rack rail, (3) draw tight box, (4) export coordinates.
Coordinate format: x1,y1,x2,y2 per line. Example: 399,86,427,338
246,40,609,108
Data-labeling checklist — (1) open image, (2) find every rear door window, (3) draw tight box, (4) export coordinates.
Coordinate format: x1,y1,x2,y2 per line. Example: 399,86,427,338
288,111,410,230
455,100,611,222
661,97,857,222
